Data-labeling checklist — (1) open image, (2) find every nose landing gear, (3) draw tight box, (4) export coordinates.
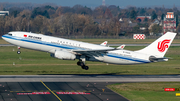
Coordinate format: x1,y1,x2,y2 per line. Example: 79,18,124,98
17,46,21,54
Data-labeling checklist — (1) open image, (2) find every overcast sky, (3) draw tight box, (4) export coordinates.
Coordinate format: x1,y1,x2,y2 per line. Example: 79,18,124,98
1,0,180,8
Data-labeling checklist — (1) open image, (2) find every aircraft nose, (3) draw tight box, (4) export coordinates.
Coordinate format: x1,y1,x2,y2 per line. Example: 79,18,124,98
1,35,5,39
2,35,4,39
1,35,7,41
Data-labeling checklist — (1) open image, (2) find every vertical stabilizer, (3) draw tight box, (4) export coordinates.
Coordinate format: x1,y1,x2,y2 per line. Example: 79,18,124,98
135,32,176,57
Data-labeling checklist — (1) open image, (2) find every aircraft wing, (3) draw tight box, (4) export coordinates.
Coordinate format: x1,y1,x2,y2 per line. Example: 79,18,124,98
73,48,115,53
73,49,114,57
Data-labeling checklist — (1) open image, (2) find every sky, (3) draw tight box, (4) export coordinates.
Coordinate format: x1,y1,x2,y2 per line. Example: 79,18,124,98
0,0,180,8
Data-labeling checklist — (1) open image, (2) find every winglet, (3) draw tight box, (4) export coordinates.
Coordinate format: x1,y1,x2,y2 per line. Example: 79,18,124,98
117,44,125,49
100,41,108,46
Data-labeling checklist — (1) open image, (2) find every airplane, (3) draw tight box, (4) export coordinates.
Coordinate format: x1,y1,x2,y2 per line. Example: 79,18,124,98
2,31,176,70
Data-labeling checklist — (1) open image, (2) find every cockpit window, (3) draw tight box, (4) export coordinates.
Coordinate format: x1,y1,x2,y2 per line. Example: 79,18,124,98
8,33,12,36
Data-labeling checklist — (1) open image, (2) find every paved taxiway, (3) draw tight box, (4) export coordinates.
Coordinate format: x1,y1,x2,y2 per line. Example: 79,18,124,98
0,81,128,101
0,75,180,101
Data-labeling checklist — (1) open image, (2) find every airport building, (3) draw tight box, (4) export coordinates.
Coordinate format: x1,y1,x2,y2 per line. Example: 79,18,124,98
163,12,176,34
136,16,151,22
0,11,9,16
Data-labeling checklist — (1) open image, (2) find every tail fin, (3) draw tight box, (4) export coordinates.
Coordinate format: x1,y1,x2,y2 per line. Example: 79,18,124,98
135,32,176,57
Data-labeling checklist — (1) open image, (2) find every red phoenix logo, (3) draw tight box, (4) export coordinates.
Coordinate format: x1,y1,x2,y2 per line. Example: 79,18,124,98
157,39,171,52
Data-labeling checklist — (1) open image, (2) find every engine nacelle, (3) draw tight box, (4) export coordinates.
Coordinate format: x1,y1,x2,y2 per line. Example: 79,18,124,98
51,50,76,60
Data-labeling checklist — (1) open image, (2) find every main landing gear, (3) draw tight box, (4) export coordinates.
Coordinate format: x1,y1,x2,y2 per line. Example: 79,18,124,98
17,46,21,54
77,60,89,70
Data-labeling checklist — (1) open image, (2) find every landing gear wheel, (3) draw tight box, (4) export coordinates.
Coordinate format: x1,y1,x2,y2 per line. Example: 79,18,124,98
77,59,89,70
17,46,21,54
84,66,89,70
81,66,85,69
81,66,89,70
17,51,21,54
77,61,84,66
77,61,81,66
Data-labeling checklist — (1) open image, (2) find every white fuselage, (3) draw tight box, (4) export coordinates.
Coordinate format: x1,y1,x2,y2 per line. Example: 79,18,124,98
2,31,151,64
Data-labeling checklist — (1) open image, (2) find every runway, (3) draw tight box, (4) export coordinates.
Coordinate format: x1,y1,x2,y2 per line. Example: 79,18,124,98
0,75,180,82
0,75,180,101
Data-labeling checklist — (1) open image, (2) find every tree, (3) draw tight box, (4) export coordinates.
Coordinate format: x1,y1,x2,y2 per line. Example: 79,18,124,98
175,14,179,27
31,7,50,19
108,5,120,16
104,18,121,36
31,15,44,33
45,5,55,10
11,10,19,18
0,17,5,36
0,5,3,11
176,23,180,34
75,6,92,15
104,8,113,19
83,24,101,36
139,8,146,15
144,17,148,22
42,10,50,18
93,7,104,19
58,7,74,14
133,25,140,33
31,7,39,18
130,9,137,20
151,11,157,20
161,13,165,20
151,24,162,34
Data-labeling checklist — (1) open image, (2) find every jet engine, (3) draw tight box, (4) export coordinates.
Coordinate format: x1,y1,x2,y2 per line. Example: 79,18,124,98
51,50,76,60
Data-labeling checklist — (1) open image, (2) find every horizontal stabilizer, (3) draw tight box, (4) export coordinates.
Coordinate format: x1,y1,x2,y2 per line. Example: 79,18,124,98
149,56,169,62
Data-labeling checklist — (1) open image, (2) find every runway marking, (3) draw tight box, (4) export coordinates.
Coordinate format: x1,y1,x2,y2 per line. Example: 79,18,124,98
17,92,51,95
176,93,180,96
56,92,91,95
40,80,62,101
10,90,91,93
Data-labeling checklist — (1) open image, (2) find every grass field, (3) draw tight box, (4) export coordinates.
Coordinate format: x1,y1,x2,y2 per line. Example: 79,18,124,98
0,46,179,75
107,82,180,101
1,38,180,44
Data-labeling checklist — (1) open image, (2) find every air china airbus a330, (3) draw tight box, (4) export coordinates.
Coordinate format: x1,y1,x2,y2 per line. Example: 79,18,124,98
2,31,176,70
